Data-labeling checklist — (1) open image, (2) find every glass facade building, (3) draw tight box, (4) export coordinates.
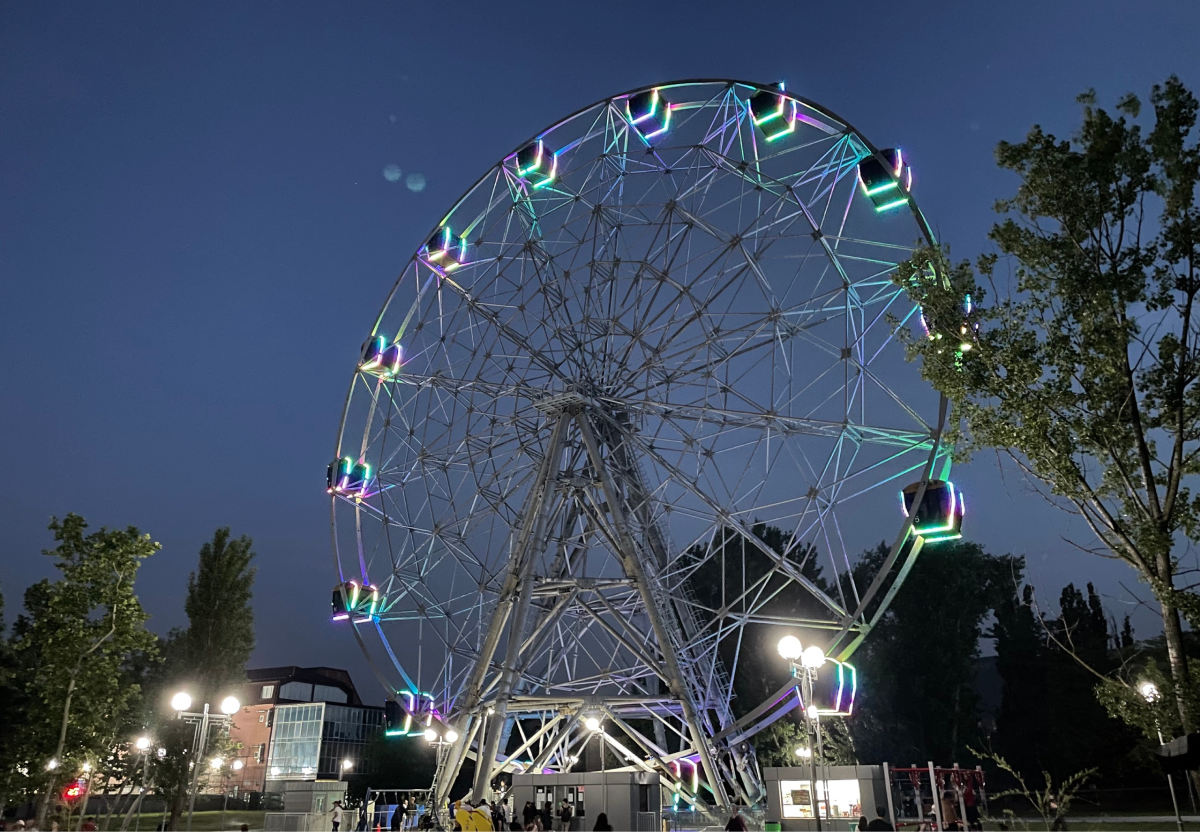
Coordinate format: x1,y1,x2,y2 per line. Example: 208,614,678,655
267,702,385,781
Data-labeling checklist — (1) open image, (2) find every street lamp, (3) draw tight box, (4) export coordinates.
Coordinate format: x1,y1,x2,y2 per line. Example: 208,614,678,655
232,760,244,771
779,636,823,832
801,646,826,670
1140,681,1183,831
46,759,59,771
777,635,803,661
584,716,602,732
172,693,240,832
339,759,353,782
135,737,151,751
210,758,224,770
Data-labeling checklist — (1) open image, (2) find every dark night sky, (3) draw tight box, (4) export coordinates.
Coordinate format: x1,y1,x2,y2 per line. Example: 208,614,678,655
2,0,1198,703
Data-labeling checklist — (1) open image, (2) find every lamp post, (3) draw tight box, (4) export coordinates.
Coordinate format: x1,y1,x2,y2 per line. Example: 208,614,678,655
780,636,825,832
173,693,240,832
132,736,152,832
423,726,459,827
1140,682,1184,832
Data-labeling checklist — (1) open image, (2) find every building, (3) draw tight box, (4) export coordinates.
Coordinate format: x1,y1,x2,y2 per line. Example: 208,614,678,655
227,666,384,795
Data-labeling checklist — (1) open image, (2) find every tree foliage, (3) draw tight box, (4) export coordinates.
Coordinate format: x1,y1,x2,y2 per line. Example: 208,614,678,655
5,515,159,823
898,76,1200,732
171,527,257,702
992,582,1145,784
142,528,256,830
848,540,1016,764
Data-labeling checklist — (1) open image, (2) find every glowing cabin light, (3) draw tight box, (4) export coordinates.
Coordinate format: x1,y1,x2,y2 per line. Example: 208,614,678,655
625,89,671,140
514,139,558,190
421,226,468,272
899,480,964,542
331,580,380,623
857,148,913,212
803,659,857,716
749,87,797,142
359,336,404,379
326,458,370,497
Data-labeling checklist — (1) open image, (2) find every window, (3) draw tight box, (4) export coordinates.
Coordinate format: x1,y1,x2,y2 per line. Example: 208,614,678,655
255,744,266,763
279,681,313,701
779,780,862,820
266,703,325,778
313,684,348,704
261,685,275,700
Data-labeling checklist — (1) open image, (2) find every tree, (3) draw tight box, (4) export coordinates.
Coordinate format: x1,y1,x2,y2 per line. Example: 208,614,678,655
153,528,256,830
173,527,257,702
993,582,1145,785
6,515,159,827
848,540,1016,764
898,77,1200,737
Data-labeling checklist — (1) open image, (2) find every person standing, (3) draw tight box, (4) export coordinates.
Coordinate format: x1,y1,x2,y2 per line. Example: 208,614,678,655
866,806,895,831
539,802,552,832
556,799,572,832
723,810,746,831
332,800,344,832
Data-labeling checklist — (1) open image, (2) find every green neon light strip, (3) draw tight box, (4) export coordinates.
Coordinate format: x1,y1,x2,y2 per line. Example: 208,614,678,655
874,196,909,212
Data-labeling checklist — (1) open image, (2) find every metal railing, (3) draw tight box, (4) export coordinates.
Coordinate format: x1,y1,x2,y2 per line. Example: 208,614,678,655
264,812,319,832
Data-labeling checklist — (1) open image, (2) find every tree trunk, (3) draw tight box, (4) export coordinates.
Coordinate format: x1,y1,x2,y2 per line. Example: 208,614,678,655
1156,560,1193,732
39,671,80,827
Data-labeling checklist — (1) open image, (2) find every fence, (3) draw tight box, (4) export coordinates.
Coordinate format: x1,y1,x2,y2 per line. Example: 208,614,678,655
264,812,319,832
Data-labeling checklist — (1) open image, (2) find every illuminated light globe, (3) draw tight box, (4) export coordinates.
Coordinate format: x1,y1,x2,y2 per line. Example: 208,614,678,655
170,692,192,712
777,636,804,661
444,730,459,743
1140,681,1160,702
801,646,827,669
424,728,439,743
220,696,241,715
135,737,151,751
330,80,957,812
584,716,602,732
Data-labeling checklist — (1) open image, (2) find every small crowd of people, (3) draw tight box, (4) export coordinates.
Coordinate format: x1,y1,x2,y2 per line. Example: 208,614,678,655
401,796,611,832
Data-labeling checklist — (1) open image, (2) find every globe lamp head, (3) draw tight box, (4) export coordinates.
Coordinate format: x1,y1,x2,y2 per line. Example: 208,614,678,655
136,737,151,751
584,716,602,732
777,635,803,660
801,646,826,669
424,728,439,743
220,696,241,715
444,730,459,743
170,692,192,712
1139,681,1160,702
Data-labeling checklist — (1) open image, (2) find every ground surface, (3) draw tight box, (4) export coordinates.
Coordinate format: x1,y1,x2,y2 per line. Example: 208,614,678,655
99,810,267,831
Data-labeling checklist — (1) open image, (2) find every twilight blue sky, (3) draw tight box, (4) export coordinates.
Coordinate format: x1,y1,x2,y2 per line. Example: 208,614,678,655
2,0,1198,701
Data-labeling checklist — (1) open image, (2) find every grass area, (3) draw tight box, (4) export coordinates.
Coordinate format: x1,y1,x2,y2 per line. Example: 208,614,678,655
101,810,266,832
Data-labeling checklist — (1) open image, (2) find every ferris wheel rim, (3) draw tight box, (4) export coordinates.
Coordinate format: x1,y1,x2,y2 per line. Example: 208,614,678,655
327,79,957,775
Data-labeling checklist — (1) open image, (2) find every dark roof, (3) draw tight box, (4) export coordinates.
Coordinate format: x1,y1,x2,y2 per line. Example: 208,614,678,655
246,666,364,706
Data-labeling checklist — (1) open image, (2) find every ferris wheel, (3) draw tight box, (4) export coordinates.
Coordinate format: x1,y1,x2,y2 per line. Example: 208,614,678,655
328,80,963,814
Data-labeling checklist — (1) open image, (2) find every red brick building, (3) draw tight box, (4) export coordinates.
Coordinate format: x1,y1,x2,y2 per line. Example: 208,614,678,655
227,667,375,794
